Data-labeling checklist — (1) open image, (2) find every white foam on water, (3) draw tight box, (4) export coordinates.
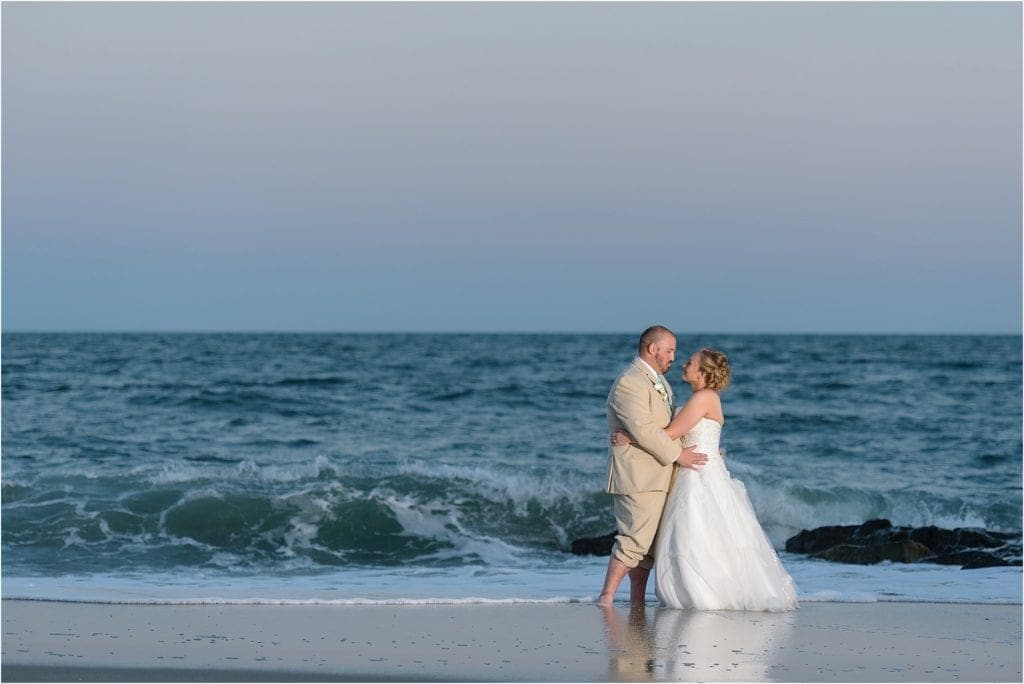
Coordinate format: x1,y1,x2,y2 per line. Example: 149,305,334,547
379,491,526,566
4,554,1019,606
395,460,591,512
743,476,1011,549
142,454,344,486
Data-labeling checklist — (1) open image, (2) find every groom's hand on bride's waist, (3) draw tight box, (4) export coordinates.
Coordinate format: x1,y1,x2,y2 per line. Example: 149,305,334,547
677,445,708,470
609,429,635,447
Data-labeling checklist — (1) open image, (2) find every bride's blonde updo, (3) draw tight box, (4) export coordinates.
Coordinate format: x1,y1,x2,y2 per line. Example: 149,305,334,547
697,348,730,390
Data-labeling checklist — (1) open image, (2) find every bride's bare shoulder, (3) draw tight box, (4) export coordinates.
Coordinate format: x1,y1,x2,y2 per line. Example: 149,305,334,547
692,388,723,410
692,388,719,402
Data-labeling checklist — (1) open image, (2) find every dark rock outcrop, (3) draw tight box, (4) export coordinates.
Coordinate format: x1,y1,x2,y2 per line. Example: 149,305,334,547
571,532,616,556
785,519,1021,570
786,519,896,554
812,541,931,565
929,549,1013,570
570,519,1022,571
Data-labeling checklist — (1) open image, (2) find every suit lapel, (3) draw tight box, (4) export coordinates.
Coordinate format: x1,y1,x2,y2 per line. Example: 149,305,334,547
633,358,658,383
634,359,672,412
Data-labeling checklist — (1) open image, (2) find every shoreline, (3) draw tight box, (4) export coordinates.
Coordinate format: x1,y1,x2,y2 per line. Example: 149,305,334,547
2,595,1020,606
2,599,1021,682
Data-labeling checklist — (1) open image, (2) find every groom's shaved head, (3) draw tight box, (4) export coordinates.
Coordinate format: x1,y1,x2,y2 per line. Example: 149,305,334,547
638,325,674,355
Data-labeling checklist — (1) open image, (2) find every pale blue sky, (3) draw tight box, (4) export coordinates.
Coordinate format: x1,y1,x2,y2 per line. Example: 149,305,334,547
3,2,1021,333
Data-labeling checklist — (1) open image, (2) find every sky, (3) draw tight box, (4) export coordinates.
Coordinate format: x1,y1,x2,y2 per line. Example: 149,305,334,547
3,2,1021,333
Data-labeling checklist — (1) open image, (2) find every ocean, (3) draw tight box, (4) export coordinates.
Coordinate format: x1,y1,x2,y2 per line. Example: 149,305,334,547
2,333,1020,605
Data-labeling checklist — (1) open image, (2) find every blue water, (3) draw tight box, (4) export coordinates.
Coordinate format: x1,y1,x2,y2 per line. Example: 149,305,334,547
2,333,1021,604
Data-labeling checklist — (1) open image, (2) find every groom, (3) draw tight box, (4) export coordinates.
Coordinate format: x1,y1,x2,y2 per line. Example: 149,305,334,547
596,325,707,607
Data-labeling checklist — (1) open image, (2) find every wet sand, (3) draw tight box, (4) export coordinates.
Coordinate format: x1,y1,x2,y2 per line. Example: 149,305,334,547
2,599,1020,682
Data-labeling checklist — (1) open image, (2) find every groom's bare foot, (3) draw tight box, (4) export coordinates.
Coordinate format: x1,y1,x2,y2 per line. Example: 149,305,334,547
596,556,631,608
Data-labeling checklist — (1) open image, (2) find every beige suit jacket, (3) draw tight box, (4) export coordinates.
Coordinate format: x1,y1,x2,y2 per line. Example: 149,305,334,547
605,359,682,494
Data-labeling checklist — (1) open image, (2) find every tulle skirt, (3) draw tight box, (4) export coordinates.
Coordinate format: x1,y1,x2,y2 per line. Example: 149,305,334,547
654,460,799,611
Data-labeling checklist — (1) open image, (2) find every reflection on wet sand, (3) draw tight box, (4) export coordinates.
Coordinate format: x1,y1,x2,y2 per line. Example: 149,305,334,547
602,605,655,680
601,604,797,681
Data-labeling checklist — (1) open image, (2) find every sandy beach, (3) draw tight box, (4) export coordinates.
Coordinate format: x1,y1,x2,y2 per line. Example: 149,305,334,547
1,599,1020,682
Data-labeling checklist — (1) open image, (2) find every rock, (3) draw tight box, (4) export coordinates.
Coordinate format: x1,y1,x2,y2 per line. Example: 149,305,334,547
787,521,1022,570
896,540,933,563
785,524,859,553
570,532,616,556
908,526,958,553
931,550,1016,569
858,519,894,536
813,541,932,565
909,527,1013,554
954,528,1008,549
570,521,1023,570
962,554,1022,570
784,519,894,554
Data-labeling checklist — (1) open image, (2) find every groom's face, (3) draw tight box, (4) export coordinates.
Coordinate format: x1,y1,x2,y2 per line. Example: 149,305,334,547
651,336,676,374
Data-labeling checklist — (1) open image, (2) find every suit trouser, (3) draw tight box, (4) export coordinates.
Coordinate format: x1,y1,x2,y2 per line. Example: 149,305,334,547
611,490,669,570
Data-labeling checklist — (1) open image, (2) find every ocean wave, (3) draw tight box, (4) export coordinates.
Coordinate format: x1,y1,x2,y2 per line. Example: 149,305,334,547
4,462,1018,574
4,473,578,572
395,461,592,511
142,454,342,486
747,480,1008,547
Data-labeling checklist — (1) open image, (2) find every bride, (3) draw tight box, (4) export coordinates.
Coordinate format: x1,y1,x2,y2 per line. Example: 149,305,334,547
612,348,798,611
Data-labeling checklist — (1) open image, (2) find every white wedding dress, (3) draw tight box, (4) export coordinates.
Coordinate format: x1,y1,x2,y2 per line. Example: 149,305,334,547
654,418,799,611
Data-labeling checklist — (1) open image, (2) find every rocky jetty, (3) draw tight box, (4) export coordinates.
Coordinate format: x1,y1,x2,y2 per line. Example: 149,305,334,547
784,519,1022,569
569,519,1022,570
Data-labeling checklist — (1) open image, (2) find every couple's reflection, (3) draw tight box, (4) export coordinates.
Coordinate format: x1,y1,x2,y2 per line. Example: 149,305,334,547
601,604,656,679
600,603,796,681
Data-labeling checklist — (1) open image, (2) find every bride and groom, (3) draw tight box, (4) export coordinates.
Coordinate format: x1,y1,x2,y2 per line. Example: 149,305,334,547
597,325,798,611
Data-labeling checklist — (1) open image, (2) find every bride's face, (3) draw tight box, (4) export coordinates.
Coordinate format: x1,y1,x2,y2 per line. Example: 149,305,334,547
682,352,705,388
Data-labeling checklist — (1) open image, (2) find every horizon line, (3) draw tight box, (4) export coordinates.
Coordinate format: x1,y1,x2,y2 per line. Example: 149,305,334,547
1,329,1020,337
